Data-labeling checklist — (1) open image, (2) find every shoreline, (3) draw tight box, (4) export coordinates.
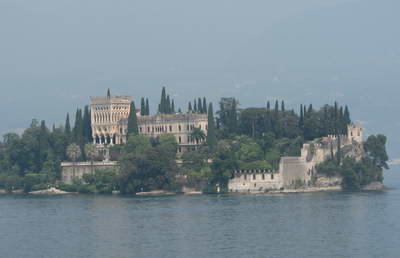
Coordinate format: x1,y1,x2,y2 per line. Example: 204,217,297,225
0,185,388,196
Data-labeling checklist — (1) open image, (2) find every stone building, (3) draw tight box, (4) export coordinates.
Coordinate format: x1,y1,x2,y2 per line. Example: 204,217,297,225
91,90,208,152
91,90,131,145
228,124,364,193
118,113,208,153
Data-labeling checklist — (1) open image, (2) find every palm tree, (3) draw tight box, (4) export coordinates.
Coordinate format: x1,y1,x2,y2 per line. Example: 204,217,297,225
67,143,81,179
84,143,97,174
190,128,206,145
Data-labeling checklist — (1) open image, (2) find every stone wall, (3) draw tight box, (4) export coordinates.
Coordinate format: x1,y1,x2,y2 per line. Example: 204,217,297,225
228,124,364,193
61,161,118,184
228,170,283,193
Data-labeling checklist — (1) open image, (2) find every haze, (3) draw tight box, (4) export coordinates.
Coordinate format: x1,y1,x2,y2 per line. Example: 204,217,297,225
1,0,399,157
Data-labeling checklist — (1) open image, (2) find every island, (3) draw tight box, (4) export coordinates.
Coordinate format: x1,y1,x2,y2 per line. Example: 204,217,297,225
0,88,389,195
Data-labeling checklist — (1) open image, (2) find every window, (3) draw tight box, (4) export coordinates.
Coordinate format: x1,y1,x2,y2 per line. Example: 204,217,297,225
178,147,181,153
169,125,172,132
271,174,274,180
179,136,182,143
262,174,265,180
244,175,247,180
253,174,256,180
179,125,182,132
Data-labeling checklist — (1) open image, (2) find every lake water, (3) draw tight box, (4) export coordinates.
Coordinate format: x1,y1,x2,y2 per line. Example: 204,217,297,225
1,168,400,258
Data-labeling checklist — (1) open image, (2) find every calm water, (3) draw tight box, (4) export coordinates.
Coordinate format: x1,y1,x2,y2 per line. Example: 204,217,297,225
1,169,400,258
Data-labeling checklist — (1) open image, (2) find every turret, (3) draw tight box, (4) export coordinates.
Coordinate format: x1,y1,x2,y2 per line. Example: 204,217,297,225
347,124,363,143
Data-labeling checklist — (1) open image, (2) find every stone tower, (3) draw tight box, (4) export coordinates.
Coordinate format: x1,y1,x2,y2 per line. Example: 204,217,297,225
347,124,363,144
90,89,132,145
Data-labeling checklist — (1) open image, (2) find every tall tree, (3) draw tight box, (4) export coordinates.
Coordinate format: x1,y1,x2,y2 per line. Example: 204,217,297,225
202,97,207,114
171,100,175,113
159,87,167,114
281,100,285,112
188,102,193,112
299,105,304,129
82,105,92,143
145,98,150,115
166,95,171,114
344,105,351,126
198,97,203,113
73,109,84,146
207,103,217,151
194,99,198,113
65,113,71,141
140,98,146,116
127,101,139,135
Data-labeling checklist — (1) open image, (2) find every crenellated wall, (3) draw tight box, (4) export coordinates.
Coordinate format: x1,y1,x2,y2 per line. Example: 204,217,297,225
228,124,364,193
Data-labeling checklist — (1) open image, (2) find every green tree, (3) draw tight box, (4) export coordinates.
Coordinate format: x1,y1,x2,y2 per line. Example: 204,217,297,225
140,98,146,116
206,103,217,151
127,101,139,135
191,128,206,145
145,98,150,115
364,135,389,169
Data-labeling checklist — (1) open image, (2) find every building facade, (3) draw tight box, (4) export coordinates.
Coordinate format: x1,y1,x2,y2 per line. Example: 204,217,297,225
91,91,208,153
91,91,131,145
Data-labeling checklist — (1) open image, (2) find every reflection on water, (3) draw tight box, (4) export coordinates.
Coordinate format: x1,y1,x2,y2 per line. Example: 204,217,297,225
1,168,400,258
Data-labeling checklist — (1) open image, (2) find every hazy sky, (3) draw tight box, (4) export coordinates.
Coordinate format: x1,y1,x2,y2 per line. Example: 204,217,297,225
1,0,399,157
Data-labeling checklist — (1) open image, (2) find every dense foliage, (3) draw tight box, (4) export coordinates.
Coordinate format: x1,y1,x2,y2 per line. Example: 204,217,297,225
316,135,388,190
0,87,389,194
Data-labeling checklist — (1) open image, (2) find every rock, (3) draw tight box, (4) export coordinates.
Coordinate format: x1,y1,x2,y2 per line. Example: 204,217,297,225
362,181,385,191
135,190,175,196
315,175,342,187
29,187,70,195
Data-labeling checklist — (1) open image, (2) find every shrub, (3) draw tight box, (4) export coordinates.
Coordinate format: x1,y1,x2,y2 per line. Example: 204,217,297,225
31,184,49,191
58,183,79,192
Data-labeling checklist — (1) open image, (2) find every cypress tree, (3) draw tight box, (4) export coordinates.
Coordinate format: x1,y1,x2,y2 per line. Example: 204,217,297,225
230,99,238,133
107,88,111,98
198,97,203,113
83,105,92,143
140,98,146,116
207,103,217,152
160,87,167,113
274,100,279,113
188,102,192,112
344,105,351,126
281,100,285,112
73,109,84,145
194,99,197,113
299,105,304,128
127,101,139,135
178,108,182,113
203,97,207,114
267,101,270,112
171,100,175,113
145,98,150,115
308,104,313,113
166,95,171,114
339,106,344,134
65,113,71,139
303,105,307,119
